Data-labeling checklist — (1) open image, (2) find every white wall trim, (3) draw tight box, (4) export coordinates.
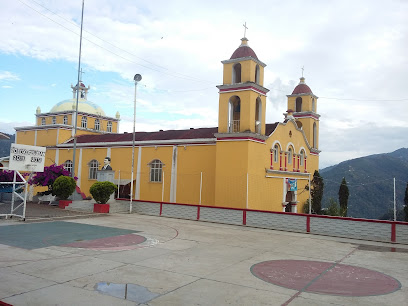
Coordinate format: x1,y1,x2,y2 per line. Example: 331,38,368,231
34,130,37,146
170,146,178,203
55,149,59,165
135,147,142,200
77,148,82,187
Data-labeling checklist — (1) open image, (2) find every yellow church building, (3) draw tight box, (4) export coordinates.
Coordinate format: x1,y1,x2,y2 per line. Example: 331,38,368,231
15,37,320,213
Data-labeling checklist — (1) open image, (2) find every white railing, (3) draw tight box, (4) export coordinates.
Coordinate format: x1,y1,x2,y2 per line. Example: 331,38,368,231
229,120,240,133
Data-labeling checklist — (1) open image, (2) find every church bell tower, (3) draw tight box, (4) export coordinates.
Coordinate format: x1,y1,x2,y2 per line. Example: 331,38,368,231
216,37,269,135
286,76,320,151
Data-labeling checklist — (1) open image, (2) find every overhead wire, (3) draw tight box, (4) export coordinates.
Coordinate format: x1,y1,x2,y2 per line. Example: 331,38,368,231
14,0,408,101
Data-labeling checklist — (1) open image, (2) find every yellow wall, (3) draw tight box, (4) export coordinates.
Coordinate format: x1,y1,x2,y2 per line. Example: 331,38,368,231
222,60,264,86
16,130,35,146
176,145,216,205
218,91,266,134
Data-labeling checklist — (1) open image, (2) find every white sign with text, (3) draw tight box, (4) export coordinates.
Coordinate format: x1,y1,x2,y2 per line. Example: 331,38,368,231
9,143,46,172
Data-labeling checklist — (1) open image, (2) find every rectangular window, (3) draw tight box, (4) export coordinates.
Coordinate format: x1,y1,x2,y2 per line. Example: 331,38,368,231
52,116,56,124
63,115,68,125
41,118,45,125
81,116,87,128
107,121,112,132
94,119,100,130
150,160,163,182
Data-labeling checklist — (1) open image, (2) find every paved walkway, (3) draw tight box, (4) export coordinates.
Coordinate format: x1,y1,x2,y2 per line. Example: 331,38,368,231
0,213,407,305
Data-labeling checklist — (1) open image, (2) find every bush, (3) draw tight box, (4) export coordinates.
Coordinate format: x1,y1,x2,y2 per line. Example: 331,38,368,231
52,176,77,200
29,164,77,194
90,181,116,204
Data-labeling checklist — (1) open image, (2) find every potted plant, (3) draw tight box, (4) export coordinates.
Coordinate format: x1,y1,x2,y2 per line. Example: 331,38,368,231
52,175,77,209
90,181,116,213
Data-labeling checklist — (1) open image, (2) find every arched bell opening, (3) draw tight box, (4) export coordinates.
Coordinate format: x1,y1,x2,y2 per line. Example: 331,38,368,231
228,96,241,133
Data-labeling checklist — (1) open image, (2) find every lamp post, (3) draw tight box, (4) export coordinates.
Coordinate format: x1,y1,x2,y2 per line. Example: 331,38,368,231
129,74,142,213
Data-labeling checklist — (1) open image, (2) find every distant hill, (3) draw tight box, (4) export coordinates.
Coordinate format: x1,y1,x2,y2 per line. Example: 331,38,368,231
320,148,408,220
0,133,14,157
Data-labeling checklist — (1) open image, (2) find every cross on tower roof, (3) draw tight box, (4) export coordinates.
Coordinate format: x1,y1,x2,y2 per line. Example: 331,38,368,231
243,22,248,38
301,66,304,78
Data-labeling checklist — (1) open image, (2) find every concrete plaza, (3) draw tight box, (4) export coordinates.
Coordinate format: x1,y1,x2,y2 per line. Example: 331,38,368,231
0,212,407,305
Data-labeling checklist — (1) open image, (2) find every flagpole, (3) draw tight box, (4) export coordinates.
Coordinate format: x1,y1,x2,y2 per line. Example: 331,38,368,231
72,0,85,179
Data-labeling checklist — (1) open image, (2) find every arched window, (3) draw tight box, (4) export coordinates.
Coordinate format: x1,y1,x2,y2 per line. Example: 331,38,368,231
273,144,280,163
288,147,293,164
41,118,46,125
300,150,305,166
255,64,260,84
149,159,163,182
255,97,262,133
295,97,302,112
312,98,316,112
63,115,68,125
313,122,317,148
107,121,112,132
81,116,87,128
296,121,303,129
88,159,99,179
94,119,100,130
52,116,56,124
228,96,241,133
232,63,241,84
63,160,73,174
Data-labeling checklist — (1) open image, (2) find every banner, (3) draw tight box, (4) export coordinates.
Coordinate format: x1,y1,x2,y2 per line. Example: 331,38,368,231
288,179,297,191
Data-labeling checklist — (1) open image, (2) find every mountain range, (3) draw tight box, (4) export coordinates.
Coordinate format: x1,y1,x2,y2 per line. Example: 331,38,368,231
320,148,408,220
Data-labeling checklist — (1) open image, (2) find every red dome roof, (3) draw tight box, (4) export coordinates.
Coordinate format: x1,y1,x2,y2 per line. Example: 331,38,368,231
292,77,313,95
230,38,258,60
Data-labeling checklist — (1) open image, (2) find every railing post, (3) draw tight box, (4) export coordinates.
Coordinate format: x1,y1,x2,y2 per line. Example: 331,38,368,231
391,223,396,242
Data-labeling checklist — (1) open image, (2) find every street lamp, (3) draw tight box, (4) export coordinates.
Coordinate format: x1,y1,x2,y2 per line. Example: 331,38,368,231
129,74,142,214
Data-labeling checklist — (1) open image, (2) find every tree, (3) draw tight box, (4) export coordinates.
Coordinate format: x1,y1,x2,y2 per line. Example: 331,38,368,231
29,164,76,194
311,170,324,214
404,183,408,222
338,177,349,217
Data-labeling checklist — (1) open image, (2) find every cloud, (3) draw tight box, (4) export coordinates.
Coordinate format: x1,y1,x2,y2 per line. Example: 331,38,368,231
0,71,20,81
1,85,12,89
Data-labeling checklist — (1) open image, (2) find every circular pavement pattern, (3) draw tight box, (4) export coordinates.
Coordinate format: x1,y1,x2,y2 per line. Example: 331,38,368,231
62,234,147,250
251,260,401,297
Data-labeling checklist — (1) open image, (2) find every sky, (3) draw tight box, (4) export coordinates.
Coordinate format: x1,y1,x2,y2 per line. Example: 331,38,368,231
0,0,407,169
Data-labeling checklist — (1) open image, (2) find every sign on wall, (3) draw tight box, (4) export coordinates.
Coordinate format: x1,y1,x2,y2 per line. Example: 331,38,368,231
9,143,46,172
287,179,297,191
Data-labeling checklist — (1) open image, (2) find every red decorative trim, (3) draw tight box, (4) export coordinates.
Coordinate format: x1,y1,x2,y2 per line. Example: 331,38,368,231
217,136,265,143
219,86,267,95
75,186,87,200
306,216,310,233
304,157,307,173
297,156,300,172
270,152,273,169
279,152,283,170
284,152,287,171
293,155,296,172
243,210,247,225
391,223,396,242
197,206,200,220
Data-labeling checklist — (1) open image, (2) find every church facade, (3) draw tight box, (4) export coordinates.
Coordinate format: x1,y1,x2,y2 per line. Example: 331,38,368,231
15,37,320,213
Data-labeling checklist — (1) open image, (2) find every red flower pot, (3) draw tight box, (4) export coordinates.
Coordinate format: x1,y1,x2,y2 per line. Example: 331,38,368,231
58,200,72,209
94,203,110,213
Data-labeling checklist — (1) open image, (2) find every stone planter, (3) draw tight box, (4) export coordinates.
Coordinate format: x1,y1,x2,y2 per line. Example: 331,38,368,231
58,200,72,209
94,203,110,213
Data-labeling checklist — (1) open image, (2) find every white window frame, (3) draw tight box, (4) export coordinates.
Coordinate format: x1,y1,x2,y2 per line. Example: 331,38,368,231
63,115,68,125
88,159,99,180
288,147,293,164
81,116,87,128
149,159,163,182
63,160,73,175
94,119,100,131
107,121,112,132
52,116,56,124
41,117,45,125
273,144,279,163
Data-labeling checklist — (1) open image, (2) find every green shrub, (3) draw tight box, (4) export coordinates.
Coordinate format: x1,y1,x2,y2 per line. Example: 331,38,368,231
90,181,116,204
52,176,77,200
